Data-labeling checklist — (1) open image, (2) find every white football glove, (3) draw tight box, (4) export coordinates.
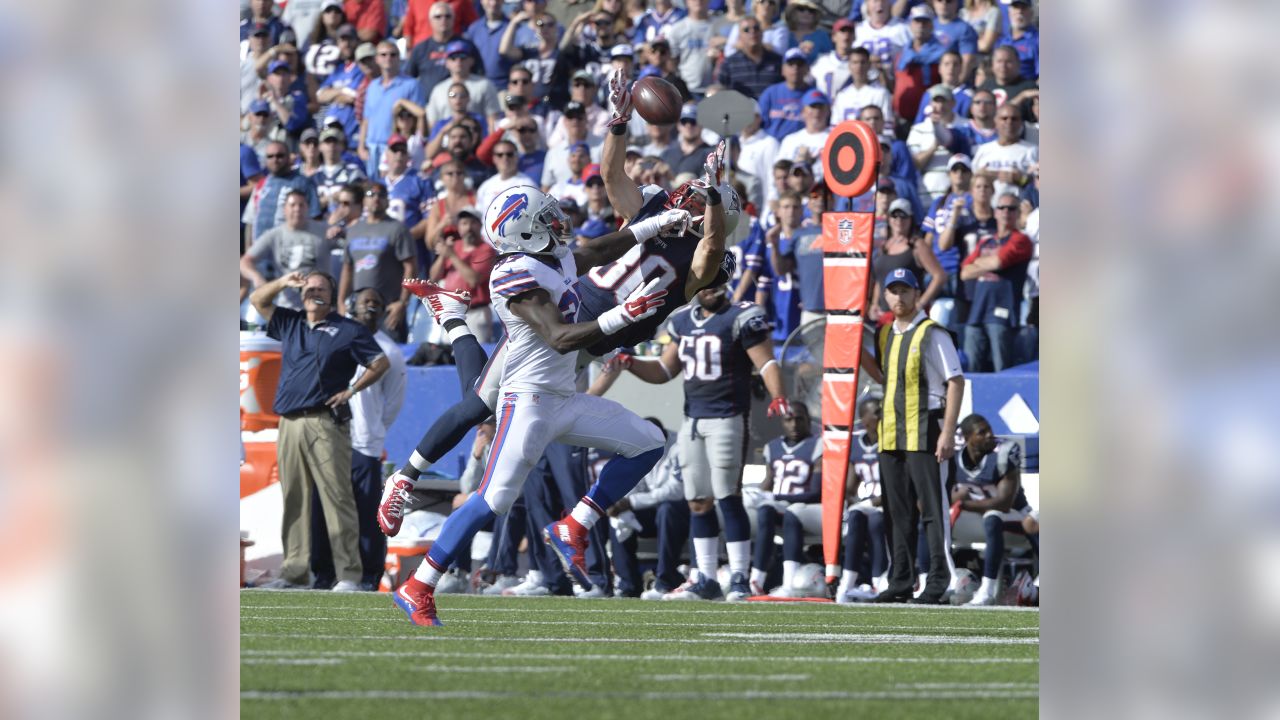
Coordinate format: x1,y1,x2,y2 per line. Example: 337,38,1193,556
596,277,668,335
628,208,691,244
702,139,727,186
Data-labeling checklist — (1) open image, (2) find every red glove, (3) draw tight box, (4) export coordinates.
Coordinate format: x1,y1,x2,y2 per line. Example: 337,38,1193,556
603,351,634,374
767,397,793,418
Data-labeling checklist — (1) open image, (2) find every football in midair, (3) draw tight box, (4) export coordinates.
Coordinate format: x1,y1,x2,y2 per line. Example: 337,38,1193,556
632,76,684,125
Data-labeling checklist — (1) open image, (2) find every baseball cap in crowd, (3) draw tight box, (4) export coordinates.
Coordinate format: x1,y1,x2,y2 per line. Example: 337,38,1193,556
928,84,954,101
888,198,912,216
884,267,919,290
803,89,830,107
876,182,897,195
581,163,602,183
783,48,808,64
336,23,357,38
679,104,698,122
947,153,972,171
611,44,634,59
564,101,587,118
576,217,610,239
388,134,409,149
637,66,662,79
457,206,482,221
1008,0,1031,5
320,127,346,143
268,59,292,74
249,99,270,115
249,22,270,37
909,5,934,20
446,40,470,57
355,42,377,61
558,198,581,213
572,69,596,84
323,114,344,129
441,224,460,240
322,0,343,10
832,18,855,32
300,128,319,143
569,140,591,155
279,28,298,46
625,147,642,158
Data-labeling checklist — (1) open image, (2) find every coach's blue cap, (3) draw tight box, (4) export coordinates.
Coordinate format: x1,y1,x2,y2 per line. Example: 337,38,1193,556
884,268,919,290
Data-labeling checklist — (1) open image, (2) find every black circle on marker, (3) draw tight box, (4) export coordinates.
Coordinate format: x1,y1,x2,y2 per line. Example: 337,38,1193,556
827,134,864,186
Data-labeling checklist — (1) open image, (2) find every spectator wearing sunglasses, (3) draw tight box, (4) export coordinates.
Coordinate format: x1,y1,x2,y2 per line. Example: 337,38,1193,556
661,105,714,178
758,48,814,140
406,1,462,98
360,40,427,180
476,140,536,213
243,141,324,245
425,41,501,130
404,0,475,48
466,0,516,85
958,190,1032,372
716,18,783,100
637,38,693,102
970,102,1037,201
498,11,563,108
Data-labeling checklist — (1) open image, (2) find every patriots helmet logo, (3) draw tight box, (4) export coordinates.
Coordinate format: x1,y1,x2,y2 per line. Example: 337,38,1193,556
491,193,529,238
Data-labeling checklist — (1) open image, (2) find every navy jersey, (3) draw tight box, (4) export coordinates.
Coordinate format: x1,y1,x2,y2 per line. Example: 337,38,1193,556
849,431,881,503
667,300,770,418
954,439,1030,510
764,435,822,499
578,186,712,356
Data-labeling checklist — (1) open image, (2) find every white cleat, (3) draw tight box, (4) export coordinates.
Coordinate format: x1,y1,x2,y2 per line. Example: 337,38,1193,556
433,568,470,594
331,580,360,592
502,571,550,596
481,575,521,595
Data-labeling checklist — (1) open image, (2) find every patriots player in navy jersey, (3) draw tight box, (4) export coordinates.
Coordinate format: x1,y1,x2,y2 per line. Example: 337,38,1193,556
838,397,888,602
617,281,792,601
949,413,1039,606
374,70,741,539
750,402,822,597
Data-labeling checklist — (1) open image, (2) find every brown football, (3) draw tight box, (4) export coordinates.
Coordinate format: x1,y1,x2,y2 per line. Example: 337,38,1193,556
632,76,684,125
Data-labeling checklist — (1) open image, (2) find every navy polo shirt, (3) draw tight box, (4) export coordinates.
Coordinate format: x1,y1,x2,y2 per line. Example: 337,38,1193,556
266,308,385,415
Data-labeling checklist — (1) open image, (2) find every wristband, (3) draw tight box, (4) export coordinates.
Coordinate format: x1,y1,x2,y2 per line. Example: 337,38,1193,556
610,124,628,135
760,359,778,374
706,187,721,206
627,214,666,244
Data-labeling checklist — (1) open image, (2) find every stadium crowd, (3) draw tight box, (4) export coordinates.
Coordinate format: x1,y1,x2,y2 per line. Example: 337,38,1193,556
240,0,1040,603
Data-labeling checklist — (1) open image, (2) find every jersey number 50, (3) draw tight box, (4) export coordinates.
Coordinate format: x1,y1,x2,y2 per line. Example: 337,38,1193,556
678,334,723,381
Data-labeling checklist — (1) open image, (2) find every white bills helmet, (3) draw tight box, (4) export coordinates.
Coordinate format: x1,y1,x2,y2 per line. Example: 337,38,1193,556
483,185,572,256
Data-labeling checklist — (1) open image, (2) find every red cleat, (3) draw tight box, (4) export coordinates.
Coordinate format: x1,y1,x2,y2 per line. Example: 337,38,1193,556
543,520,593,590
403,279,471,325
377,471,414,537
394,581,442,627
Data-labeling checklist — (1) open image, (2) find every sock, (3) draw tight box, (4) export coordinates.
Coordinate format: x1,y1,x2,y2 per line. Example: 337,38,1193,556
425,493,497,574
717,495,751,542
917,572,928,591
446,322,473,345
842,569,858,588
569,499,604,531
749,567,767,591
413,556,446,588
782,560,799,590
404,451,430,480
725,540,750,577
694,537,719,582
979,576,997,596
585,447,664,510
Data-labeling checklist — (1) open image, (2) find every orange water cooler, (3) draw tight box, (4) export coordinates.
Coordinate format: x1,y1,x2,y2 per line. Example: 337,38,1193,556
241,332,282,499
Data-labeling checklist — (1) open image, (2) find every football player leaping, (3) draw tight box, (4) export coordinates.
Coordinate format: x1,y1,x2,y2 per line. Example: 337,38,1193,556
377,69,744,550
394,185,694,626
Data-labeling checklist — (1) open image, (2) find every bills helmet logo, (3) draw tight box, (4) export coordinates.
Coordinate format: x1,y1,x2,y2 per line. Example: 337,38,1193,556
491,193,529,238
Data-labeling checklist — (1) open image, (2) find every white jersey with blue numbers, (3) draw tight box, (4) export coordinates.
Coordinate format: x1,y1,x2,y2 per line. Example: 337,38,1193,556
490,252,582,396
764,435,822,497
850,430,881,504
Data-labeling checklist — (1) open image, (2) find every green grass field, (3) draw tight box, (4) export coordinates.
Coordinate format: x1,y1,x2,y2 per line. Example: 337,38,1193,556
241,589,1038,719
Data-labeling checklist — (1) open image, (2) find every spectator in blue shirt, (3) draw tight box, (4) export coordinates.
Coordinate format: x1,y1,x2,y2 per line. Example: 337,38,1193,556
631,0,686,44
466,0,514,84
360,40,427,179
928,0,978,79
240,0,286,45
243,141,323,243
997,0,1038,80
263,60,311,137
758,48,814,140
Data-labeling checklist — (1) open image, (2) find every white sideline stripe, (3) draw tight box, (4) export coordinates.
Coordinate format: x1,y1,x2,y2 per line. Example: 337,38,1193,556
238,614,1037,633
240,658,344,666
703,632,1038,646
240,602,1040,616
242,648,1037,665
242,631,1037,646
896,682,1038,689
643,674,811,682
242,689,1038,701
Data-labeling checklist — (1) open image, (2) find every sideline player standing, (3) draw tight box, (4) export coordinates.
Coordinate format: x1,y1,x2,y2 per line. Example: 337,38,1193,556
615,281,792,601
376,69,742,537
392,185,697,626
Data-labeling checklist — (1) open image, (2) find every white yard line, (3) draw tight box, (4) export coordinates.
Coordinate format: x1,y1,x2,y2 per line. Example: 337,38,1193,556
240,658,345,665
242,648,1037,665
242,688,1038,701
241,631,1038,645
239,599,1040,615
641,674,812,682
239,614,1037,633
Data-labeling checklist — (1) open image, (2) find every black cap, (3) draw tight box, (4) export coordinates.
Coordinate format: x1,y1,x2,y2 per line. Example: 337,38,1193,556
563,101,586,118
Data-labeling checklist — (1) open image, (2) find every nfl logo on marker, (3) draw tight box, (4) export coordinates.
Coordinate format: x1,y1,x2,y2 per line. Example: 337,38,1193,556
838,219,853,246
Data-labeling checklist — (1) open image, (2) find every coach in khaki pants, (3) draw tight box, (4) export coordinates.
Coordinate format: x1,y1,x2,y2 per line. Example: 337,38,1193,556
251,270,389,590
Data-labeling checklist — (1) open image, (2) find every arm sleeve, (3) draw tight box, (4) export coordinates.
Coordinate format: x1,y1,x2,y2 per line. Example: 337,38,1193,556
928,326,963,381
489,257,543,298
996,231,1033,267
265,306,300,341
735,305,772,350
246,229,275,259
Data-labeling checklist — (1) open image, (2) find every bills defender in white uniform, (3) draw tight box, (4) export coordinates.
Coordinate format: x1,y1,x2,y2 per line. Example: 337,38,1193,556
394,185,693,626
